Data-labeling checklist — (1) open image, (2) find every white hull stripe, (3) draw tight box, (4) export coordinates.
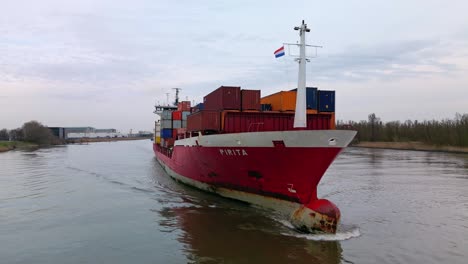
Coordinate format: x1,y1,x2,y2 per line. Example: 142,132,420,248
175,130,357,148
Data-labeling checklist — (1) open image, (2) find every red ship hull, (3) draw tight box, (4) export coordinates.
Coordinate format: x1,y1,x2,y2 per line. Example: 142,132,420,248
154,144,341,204
153,130,356,233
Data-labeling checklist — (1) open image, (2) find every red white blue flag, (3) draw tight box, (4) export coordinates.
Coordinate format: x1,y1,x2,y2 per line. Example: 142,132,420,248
274,46,285,58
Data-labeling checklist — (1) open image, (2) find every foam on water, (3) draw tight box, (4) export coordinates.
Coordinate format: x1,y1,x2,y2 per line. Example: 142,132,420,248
277,219,361,241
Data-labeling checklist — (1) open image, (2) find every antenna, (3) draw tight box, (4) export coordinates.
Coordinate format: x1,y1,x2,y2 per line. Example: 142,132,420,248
165,93,170,106
172,88,182,105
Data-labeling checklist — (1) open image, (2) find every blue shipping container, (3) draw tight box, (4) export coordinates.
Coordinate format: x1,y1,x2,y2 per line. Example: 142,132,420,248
306,87,318,109
160,128,173,138
318,90,335,112
196,103,204,110
290,87,318,109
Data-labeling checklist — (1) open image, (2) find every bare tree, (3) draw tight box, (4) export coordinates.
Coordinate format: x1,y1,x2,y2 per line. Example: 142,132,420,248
0,129,8,140
22,121,54,145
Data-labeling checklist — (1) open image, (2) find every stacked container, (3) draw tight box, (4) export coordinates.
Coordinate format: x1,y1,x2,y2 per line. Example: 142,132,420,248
318,90,335,112
241,89,261,111
154,121,161,143
186,110,221,132
172,111,182,129
160,109,173,147
191,103,204,113
177,101,191,112
204,86,241,111
182,111,190,129
222,112,332,133
260,91,296,111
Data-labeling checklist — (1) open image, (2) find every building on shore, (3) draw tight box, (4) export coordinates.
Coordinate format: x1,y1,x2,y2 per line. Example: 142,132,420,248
48,127,123,139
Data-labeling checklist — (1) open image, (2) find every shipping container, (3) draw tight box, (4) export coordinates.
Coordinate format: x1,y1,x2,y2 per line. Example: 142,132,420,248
161,110,172,120
155,136,161,144
182,120,187,128
186,110,221,132
306,87,318,109
172,111,182,120
260,91,296,111
177,101,191,111
261,104,272,111
204,86,241,111
161,119,172,129
318,90,335,112
196,103,204,110
182,111,190,120
289,87,318,109
155,121,161,132
161,128,173,138
191,103,204,113
241,89,261,111
173,120,182,129
172,129,177,139
222,112,332,133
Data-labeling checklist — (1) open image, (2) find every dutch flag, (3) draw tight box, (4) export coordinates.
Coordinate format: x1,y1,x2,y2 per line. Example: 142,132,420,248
274,46,285,58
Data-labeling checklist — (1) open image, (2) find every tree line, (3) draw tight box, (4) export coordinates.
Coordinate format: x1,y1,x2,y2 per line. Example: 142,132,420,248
0,121,61,146
337,113,468,147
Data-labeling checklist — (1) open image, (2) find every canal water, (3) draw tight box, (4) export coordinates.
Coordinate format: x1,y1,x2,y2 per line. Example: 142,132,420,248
1,140,467,264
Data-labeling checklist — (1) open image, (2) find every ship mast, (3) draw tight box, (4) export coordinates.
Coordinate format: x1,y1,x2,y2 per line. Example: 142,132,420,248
172,87,182,106
293,20,310,128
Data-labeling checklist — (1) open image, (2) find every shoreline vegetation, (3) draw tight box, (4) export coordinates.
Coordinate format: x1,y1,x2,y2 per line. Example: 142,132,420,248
1,120,152,153
0,141,39,152
339,113,468,154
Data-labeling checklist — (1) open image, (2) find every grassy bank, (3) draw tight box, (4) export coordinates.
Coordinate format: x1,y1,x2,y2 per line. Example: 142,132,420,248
353,141,468,154
0,141,39,152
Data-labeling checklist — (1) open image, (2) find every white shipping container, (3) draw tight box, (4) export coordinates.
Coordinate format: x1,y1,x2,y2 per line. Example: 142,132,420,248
161,120,172,128
173,120,182,129
182,111,191,120
161,110,172,120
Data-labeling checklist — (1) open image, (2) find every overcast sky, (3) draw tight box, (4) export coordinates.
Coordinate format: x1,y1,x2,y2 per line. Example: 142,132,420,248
1,0,467,132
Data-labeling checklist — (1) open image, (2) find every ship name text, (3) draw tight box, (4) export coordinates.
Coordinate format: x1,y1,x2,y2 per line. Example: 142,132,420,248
219,149,248,156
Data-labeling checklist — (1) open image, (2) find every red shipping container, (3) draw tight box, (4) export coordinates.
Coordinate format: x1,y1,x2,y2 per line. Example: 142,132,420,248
177,101,191,111
203,86,241,111
172,111,182,120
186,110,221,132
172,129,177,139
241,89,261,110
222,112,331,133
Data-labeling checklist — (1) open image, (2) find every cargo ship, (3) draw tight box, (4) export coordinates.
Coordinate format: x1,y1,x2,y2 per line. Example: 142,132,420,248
153,21,356,233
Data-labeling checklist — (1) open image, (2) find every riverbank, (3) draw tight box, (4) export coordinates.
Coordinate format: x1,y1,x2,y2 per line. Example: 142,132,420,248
0,141,39,152
66,136,151,144
353,141,468,154
0,137,151,153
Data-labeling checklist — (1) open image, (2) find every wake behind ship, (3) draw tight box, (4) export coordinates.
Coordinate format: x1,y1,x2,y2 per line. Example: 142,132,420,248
153,21,356,233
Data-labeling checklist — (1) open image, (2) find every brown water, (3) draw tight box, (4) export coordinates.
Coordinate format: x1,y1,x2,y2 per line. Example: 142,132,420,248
1,140,467,263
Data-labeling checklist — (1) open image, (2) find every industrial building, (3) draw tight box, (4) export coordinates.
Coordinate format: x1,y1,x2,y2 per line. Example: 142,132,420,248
48,127,123,139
